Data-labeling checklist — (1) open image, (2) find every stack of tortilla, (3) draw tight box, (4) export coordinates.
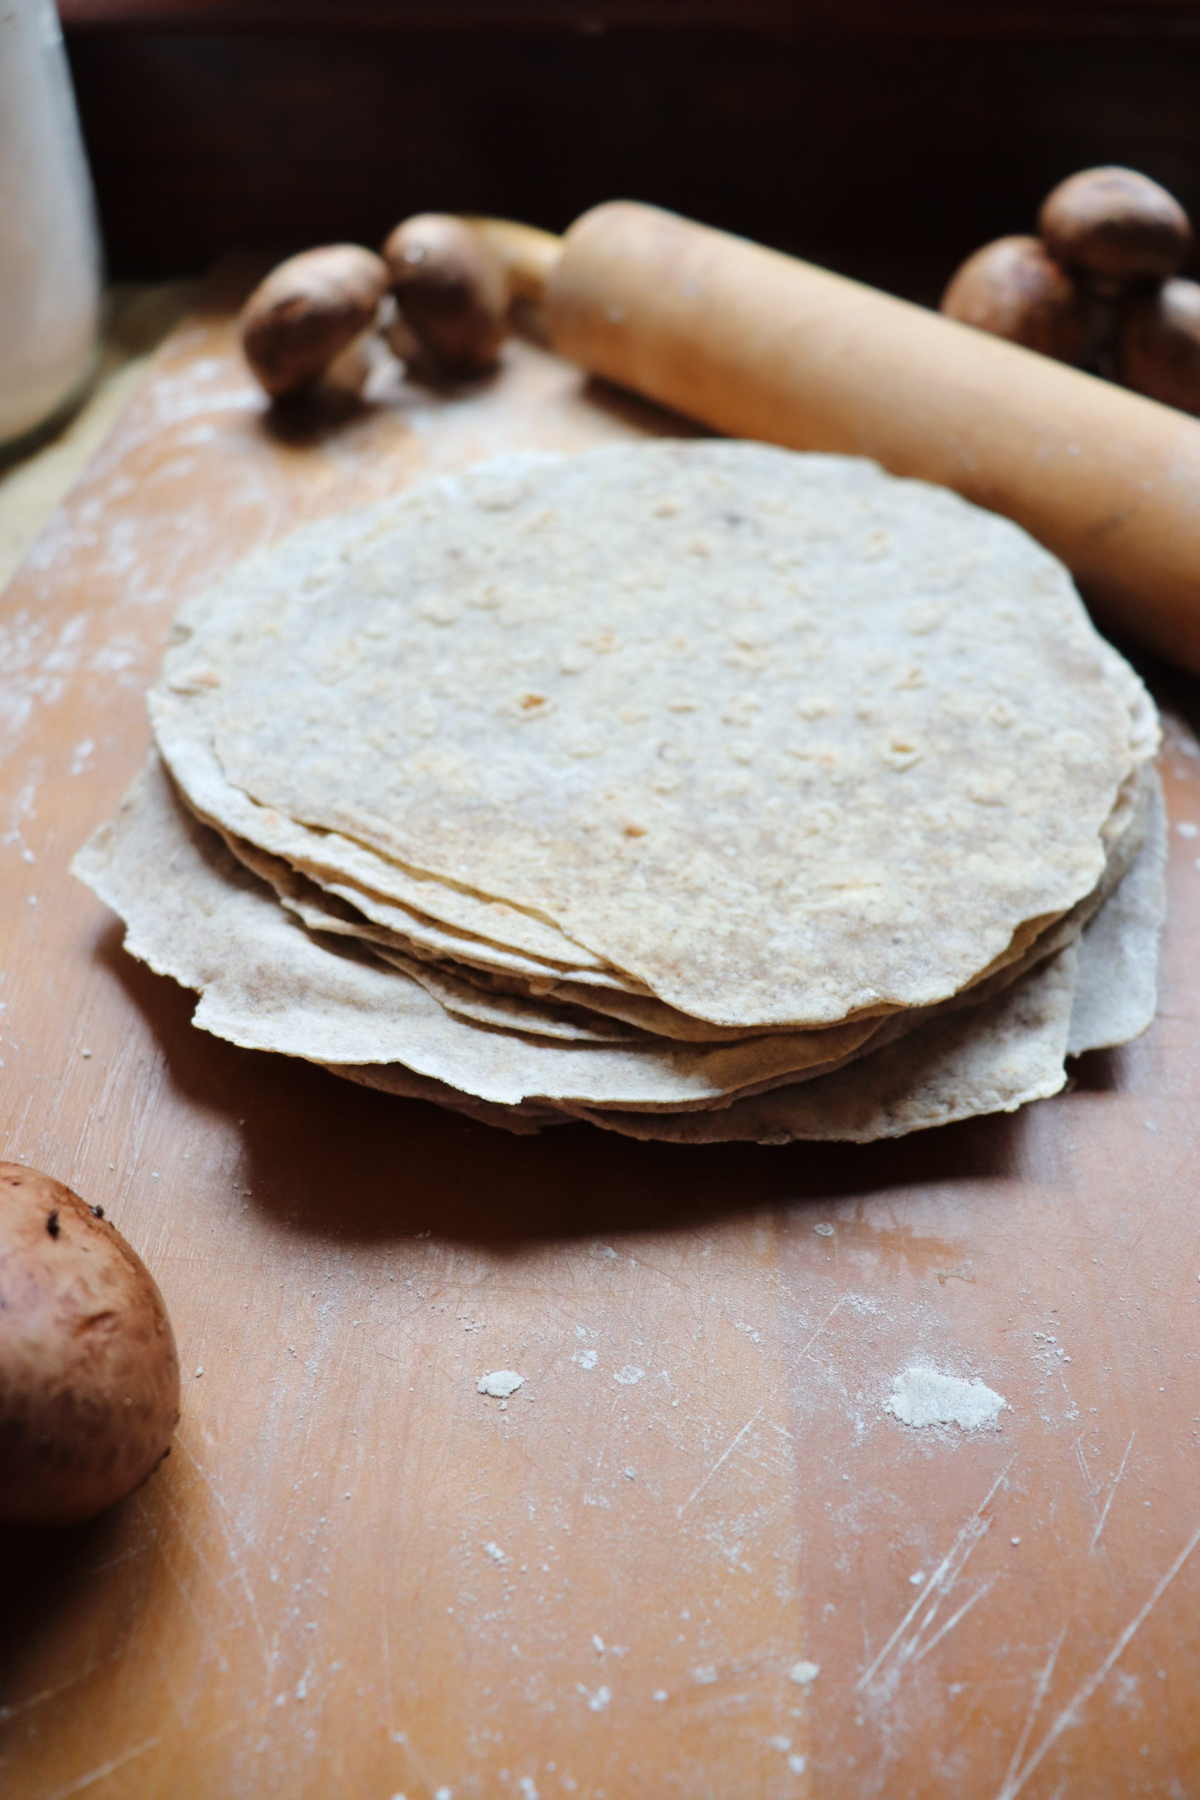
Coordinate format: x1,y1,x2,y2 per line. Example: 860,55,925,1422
75,442,1166,1142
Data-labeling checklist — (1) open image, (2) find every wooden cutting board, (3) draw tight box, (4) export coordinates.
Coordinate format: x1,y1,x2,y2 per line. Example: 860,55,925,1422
2,273,1199,1800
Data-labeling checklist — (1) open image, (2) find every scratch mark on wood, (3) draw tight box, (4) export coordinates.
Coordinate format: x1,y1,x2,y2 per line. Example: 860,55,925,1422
676,1406,765,1517
172,1436,272,1679
388,1726,439,1790
87,1546,144,1577
858,1590,874,1671
381,1605,395,1724
154,1485,234,1681
911,1578,996,1665
797,1296,846,1362
160,1542,233,1678
0,1668,96,1726
997,1517,1200,1800
857,1457,1015,1697
1089,1430,1136,1554
996,1627,1068,1800
1072,1433,1097,1517
44,1735,161,1799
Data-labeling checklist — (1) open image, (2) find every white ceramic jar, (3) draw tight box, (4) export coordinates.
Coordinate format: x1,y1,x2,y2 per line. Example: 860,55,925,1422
0,0,102,448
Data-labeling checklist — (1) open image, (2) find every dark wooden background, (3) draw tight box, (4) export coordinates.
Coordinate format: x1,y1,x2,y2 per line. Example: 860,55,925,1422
62,0,1200,300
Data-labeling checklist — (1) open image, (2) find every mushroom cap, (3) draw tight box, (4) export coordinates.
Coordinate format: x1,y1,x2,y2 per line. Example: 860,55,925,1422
0,1162,181,1526
940,234,1093,364
382,214,508,375
240,245,388,398
1039,167,1193,284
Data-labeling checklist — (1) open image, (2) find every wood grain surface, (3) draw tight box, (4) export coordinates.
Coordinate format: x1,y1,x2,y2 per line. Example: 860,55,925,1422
2,280,1199,1800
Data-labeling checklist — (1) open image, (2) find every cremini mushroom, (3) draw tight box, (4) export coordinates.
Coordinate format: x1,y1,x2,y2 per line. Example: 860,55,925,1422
940,234,1093,364
382,213,509,376
1038,167,1193,287
239,244,390,399
0,1162,181,1526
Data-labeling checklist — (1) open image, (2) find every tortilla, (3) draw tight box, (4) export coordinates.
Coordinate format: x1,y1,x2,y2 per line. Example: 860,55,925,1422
561,780,1167,1144
72,750,1165,1141
562,946,1080,1144
331,774,1167,1142
189,654,1162,1050
1068,775,1166,1056
75,758,892,1111
150,701,618,982
215,826,645,1045
75,441,1165,1144
328,1060,563,1136
223,757,1152,1059
150,443,1151,1029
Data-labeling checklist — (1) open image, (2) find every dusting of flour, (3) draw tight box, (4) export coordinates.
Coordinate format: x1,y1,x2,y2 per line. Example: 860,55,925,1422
886,1367,1006,1431
477,1370,524,1399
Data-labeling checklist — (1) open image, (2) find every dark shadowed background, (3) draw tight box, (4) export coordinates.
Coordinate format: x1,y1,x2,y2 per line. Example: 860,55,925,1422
62,0,1200,299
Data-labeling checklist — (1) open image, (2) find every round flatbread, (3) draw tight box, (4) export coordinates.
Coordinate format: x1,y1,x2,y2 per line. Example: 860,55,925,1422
151,442,1149,1030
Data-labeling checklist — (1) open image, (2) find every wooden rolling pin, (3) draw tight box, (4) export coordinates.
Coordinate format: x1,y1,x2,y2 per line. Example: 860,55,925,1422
474,203,1200,672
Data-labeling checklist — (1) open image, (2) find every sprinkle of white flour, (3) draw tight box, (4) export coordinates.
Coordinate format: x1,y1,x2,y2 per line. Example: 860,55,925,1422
788,1660,820,1686
477,1370,524,1399
886,1366,1006,1431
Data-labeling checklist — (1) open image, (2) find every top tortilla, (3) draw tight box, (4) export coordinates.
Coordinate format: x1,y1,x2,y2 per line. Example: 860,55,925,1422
152,442,1151,1028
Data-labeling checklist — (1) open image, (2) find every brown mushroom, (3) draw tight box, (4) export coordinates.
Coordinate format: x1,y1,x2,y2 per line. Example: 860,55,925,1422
240,245,390,399
940,235,1094,364
1038,167,1193,286
0,1162,181,1526
382,214,508,377
1117,276,1200,414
